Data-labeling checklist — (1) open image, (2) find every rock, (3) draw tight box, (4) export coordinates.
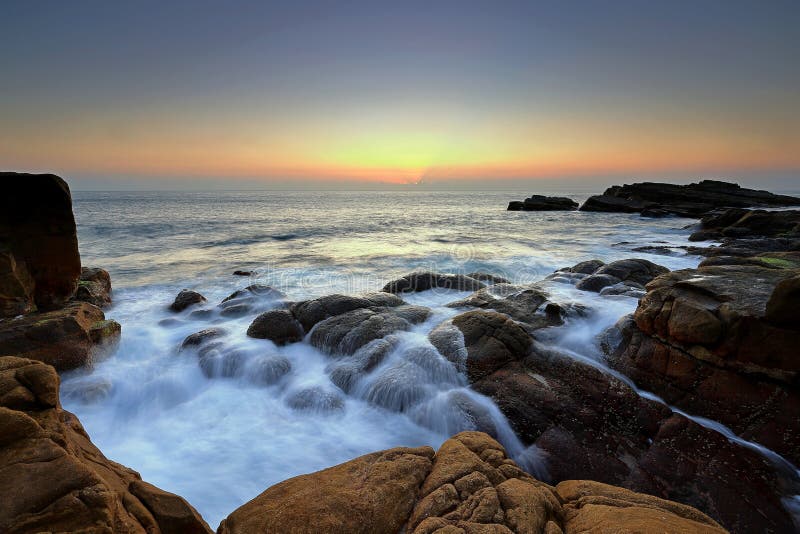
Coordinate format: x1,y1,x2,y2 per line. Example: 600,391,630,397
0,302,120,371
285,386,345,412
446,284,561,331
507,195,579,211
580,180,800,217
180,328,226,349
471,344,795,532
382,272,486,294
431,310,532,381
0,356,212,533
689,208,800,242
558,258,669,294
291,292,404,331
607,262,800,465
247,354,292,386
232,270,252,276
246,309,304,345
169,289,206,312
0,247,35,317
218,446,435,534
329,337,398,393
219,431,725,534
219,285,286,315
310,305,430,355
74,266,112,308
467,272,510,284
0,173,81,312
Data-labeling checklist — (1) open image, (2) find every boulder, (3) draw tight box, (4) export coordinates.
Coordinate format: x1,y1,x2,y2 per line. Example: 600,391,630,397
246,309,304,345
218,431,725,534
471,344,795,532
74,267,112,308
467,272,510,284
507,195,579,211
446,284,552,328
0,302,121,371
0,247,35,317
430,310,532,381
382,272,486,294
552,258,669,295
291,292,404,331
218,446,435,534
0,356,212,533
580,180,800,217
219,284,285,313
607,262,800,465
169,289,206,312
0,173,82,312
310,305,430,355
689,208,800,242
232,270,251,276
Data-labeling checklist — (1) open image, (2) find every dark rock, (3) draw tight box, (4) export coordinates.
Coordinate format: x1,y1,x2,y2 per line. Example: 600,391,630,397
0,248,35,317
507,195,578,211
246,309,304,345
180,328,226,349
221,284,285,304
74,267,112,308
575,273,619,292
382,272,486,294
580,180,800,217
310,305,430,355
431,310,532,382
558,259,605,274
232,270,252,276
467,272,510,284
329,338,398,393
567,258,668,294
0,302,120,371
291,292,404,332
766,274,800,329
0,173,82,313
689,208,800,242
169,289,206,312
446,283,556,329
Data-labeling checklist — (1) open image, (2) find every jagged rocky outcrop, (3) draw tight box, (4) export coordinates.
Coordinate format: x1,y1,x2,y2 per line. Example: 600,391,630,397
606,258,800,467
218,431,726,534
507,195,578,211
0,356,212,533
549,258,669,297
0,173,82,313
579,180,800,217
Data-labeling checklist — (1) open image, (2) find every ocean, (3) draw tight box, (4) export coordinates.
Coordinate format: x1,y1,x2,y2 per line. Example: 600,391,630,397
62,190,742,527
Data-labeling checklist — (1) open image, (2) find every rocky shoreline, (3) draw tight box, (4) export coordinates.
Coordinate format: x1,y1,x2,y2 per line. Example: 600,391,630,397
2,172,799,532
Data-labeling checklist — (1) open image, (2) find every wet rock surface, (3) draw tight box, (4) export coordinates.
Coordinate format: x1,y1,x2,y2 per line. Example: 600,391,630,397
290,292,404,331
246,309,304,345
74,267,113,308
0,356,212,534
169,289,207,312
551,258,669,297
219,432,726,534
383,272,486,294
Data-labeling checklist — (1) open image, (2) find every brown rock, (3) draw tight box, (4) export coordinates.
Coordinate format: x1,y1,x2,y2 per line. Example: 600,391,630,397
0,248,35,317
0,173,82,311
0,302,121,371
169,289,207,312
74,266,113,308
246,309,304,345
218,446,434,534
0,356,212,534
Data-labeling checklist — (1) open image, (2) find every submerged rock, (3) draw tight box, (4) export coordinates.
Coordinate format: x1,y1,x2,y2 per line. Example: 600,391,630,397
0,302,121,371
507,195,579,211
247,309,304,345
218,431,725,534
382,272,486,294
0,356,212,533
0,173,81,313
169,289,207,312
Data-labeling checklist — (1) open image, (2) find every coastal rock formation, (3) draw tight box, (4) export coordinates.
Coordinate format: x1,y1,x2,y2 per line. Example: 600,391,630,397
219,432,726,534
246,309,304,345
219,284,286,317
507,195,579,211
0,356,212,534
310,305,431,355
471,342,795,532
0,302,121,371
291,292,404,331
445,284,557,329
383,272,486,294
169,289,207,312
429,310,532,381
689,207,800,242
0,173,82,312
74,267,113,308
579,180,800,217
550,258,668,297
607,259,800,465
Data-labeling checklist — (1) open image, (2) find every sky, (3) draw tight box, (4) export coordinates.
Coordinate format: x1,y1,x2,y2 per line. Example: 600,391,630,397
1,0,799,190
